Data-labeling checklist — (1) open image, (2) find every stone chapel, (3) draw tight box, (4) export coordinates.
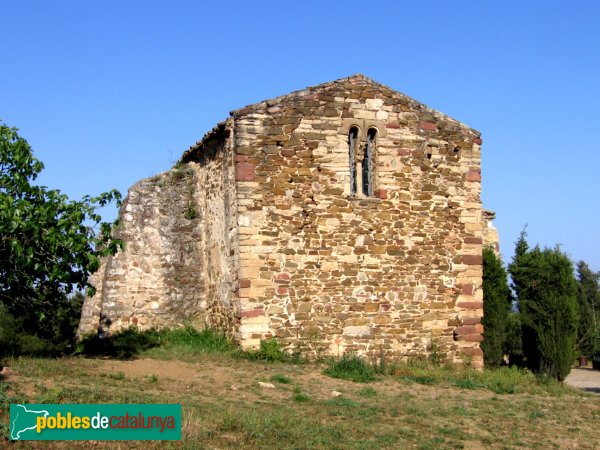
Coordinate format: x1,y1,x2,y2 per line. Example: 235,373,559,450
78,74,496,368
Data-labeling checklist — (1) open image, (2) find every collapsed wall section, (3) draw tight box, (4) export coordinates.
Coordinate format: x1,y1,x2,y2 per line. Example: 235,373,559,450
78,167,206,335
232,75,484,367
78,123,239,336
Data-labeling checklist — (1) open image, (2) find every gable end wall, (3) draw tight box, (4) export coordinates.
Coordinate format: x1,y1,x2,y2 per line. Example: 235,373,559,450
232,79,483,367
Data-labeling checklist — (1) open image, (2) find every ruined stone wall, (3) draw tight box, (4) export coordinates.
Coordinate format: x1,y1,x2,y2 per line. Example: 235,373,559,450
183,123,240,333
78,125,240,336
232,76,484,366
482,210,500,255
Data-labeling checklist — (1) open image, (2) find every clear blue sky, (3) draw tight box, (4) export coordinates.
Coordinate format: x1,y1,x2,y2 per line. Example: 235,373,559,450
2,1,599,271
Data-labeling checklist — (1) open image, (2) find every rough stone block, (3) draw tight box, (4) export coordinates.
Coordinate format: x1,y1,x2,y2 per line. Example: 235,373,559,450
236,162,256,181
343,325,372,338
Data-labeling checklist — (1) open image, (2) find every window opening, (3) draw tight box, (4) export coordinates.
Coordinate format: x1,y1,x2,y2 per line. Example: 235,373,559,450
362,128,377,196
349,127,358,195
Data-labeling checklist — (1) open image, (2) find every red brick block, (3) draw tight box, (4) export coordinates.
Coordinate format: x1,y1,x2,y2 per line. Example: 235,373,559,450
240,308,264,318
235,162,255,181
275,273,290,280
455,325,477,335
461,284,473,295
375,189,388,199
239,279,251,288
457,334,483,342
466,170,481,182
462,347,484,356
234,155,248,163
419,121,437,131
462,317,481,325
472,137,483,145
457,301,483,310
280,149,296,157
464,236,483,244
462,254,483,265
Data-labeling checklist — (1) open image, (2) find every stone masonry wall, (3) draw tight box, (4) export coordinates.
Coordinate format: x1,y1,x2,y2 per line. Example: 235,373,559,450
182,123,240,333
232,75,484,367
77,168,205,335
78,124,240,336
78,74,485,367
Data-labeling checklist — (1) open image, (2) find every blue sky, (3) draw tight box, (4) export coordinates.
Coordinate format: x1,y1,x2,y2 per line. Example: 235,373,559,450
2,1,599,271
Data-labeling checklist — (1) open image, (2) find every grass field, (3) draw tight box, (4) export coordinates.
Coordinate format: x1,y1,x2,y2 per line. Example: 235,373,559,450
1,331,599,449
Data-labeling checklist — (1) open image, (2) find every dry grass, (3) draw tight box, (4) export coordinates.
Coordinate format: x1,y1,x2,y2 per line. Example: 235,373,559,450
1,354,599,449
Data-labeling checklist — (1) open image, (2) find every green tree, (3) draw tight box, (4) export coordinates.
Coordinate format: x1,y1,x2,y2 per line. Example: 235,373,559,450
0,122,121,357
576,261,600,357
509,232,578,381
504,312,524,366
481,247,512,367
508,230,539,369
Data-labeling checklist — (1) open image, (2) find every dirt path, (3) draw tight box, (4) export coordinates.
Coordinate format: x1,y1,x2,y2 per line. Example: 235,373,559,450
565,367,600,393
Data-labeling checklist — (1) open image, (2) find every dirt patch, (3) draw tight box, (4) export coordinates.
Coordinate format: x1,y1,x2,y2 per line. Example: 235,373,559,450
565,367,600,394
91,357,370,403
98,358,200,381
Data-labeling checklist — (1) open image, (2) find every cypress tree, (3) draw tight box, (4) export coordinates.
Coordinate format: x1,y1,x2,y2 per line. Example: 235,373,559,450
481,247,512,367
576,261,600,357
504,312,524,366
509,236,578,381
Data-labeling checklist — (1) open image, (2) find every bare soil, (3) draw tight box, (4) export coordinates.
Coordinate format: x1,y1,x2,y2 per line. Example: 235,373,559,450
565,367,600,393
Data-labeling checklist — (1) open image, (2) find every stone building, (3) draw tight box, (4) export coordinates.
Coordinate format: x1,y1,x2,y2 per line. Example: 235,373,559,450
78,74,494,367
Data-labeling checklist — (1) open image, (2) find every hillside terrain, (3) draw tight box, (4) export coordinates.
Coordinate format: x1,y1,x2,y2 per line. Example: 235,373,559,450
2,352,600,449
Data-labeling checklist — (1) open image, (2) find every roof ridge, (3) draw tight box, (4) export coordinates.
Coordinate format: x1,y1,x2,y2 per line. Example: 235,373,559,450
230,74,396,116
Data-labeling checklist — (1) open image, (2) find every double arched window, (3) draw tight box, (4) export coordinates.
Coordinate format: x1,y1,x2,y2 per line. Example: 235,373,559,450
349,127,377,197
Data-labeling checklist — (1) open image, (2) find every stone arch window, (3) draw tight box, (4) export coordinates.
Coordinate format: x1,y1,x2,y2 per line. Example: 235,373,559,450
349,127,377,197
343,120,384,197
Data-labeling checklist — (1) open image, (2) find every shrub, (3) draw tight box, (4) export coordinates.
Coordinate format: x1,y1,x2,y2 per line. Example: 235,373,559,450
158,326,236,354
76,327,162,359
0,301,78,359
244,339,287,362
324,354,378,383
